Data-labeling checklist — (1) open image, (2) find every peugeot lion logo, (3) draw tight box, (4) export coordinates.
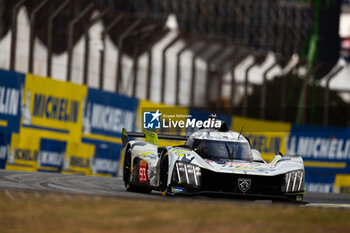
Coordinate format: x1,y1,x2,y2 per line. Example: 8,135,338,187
238,178,251,193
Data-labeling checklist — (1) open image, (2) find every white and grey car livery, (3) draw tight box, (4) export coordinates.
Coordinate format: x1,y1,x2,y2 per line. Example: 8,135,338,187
121,125,305,202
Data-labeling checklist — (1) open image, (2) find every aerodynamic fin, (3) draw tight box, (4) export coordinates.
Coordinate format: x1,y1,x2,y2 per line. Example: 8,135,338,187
122,128,129,147
144,130,158,145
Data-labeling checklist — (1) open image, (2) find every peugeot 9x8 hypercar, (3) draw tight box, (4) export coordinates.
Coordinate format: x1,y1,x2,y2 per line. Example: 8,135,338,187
121,122,305,202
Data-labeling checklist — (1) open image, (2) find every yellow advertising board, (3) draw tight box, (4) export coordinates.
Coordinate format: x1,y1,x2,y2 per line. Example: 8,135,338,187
62,142,95,175
21,74,87,142
6,133,40,172
334,174,350,194
6,74,89,173
232,116,291,162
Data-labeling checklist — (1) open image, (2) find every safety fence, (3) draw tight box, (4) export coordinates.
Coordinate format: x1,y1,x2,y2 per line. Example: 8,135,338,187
1,68,350,193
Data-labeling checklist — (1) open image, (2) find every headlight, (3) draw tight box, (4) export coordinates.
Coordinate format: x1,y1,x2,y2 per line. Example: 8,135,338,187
284,170,304,193
173,161,201,187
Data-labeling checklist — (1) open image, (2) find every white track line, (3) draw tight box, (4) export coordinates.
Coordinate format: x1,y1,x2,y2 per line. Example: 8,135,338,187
306,203,350,209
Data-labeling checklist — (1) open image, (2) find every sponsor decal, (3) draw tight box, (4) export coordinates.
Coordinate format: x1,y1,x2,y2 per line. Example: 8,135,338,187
39,151,63,166
12,149,38,162
305,182,333,193
139,160,147,183
288,136,350,160
83,88,137,138
63,142,94,175
296,195,303,201
38,139,66,172
6,133,41,172
32,93,79,123
0,86,20,116
69,156,90,168
226,162,253,168
172,187,185,193
23,74,87,142
87,141,122,177
238,178,251,193
84,102,135,134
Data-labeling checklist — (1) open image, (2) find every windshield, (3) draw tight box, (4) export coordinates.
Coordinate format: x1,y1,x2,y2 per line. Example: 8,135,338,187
192,139,252,162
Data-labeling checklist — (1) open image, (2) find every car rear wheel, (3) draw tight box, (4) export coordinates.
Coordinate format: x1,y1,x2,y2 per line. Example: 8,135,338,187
123,148,151,193
123,148,133,190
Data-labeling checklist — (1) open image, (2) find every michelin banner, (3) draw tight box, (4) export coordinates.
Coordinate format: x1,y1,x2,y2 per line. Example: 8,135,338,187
287,125,350,193
6,133,40,172
82,88,139,176
0,69,24,134
63,142,94,176
91,142,122,177
21,74,87,142
1,72,132,177
82,88,138,139
6,73,89,172
37,138,66,173
0,133,10,169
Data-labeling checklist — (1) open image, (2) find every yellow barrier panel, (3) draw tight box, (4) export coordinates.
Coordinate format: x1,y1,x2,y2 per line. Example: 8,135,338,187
334,174,350,194
6,74,89,173
232,116,291,162
6,133,40,172
22,74,87,142
62,142,95,175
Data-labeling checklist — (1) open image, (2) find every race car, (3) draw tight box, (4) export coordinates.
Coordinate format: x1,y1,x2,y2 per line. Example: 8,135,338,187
121,122,305,202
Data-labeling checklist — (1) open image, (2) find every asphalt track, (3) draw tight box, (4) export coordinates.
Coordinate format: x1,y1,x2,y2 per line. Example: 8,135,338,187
0,170,350,207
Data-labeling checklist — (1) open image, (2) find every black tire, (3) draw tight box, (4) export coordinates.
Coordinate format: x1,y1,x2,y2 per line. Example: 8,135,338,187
123,148,132,188
123,148,152,193
159,151,169,194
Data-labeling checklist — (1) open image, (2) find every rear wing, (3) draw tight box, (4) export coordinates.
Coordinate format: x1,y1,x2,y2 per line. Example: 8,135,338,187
122,128,188,147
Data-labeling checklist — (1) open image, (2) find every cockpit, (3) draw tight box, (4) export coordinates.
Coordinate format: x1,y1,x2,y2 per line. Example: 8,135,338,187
189,139,253,162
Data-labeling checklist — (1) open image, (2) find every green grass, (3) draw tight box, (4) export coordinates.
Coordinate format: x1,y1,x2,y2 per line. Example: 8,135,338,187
0,190,349,233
